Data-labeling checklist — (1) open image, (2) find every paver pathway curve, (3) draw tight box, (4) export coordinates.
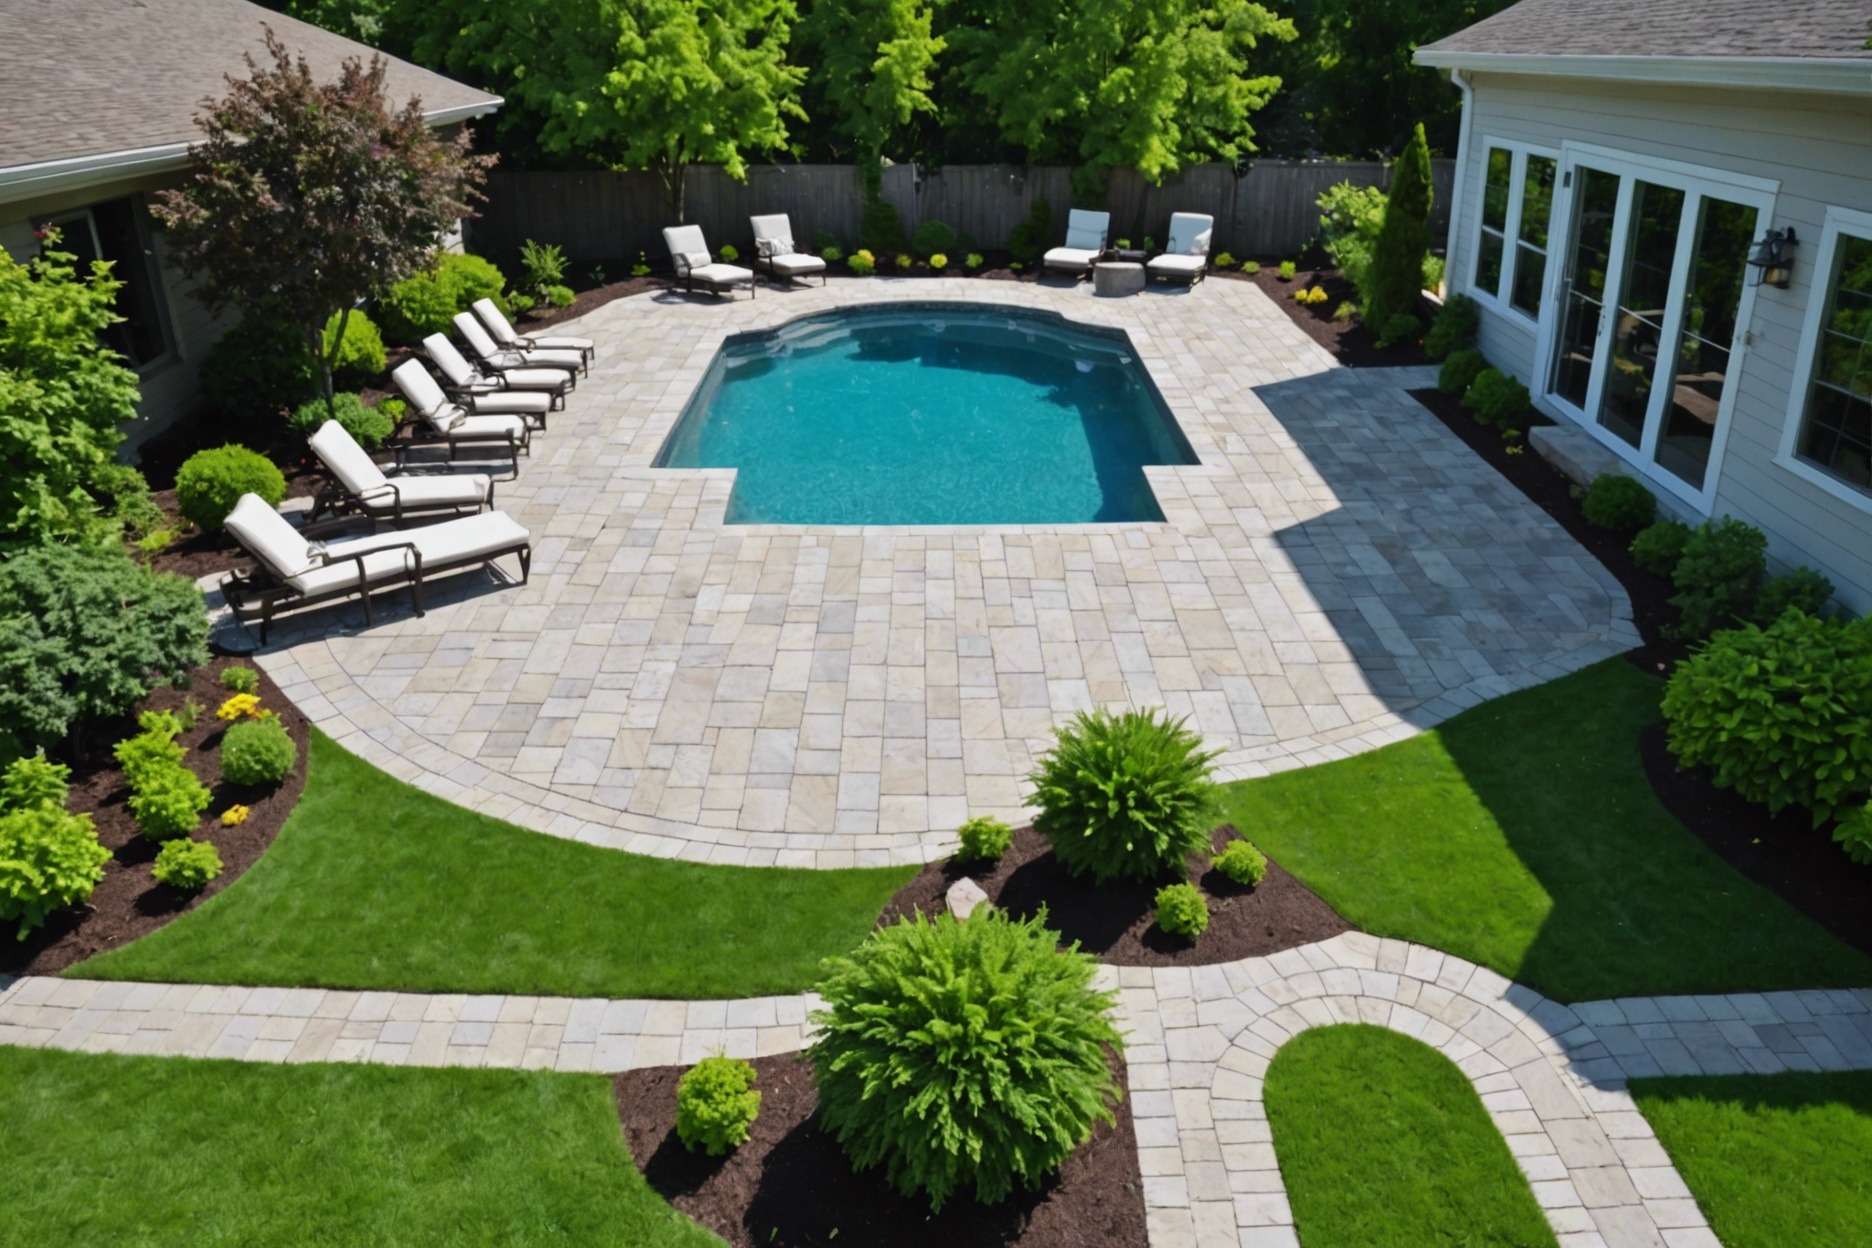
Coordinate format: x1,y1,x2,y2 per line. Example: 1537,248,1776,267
8,937,1870,1248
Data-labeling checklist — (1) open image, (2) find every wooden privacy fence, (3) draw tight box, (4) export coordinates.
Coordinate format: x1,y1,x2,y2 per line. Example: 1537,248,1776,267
468,159,1455,269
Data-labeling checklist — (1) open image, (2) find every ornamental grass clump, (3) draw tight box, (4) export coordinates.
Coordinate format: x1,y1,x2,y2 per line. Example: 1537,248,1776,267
810,910,1122,1211
0,753,111,939
1029,708,1220,882
675,1056,761,1156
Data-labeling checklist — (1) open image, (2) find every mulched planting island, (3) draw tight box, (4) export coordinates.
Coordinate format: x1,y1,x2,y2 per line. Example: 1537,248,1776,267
2,655,310,976
615,1052,1146,1248
881,824,1349,965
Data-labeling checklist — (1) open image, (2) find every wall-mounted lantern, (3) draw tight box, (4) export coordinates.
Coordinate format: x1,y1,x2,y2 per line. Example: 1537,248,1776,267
1748,226,1798,288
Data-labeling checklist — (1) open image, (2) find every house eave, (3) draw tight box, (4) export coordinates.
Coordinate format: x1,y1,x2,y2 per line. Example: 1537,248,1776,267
0,97,503,207
1411,50,1872,97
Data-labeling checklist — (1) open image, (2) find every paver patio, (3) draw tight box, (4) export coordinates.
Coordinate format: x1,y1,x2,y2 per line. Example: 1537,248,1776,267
247,276,1637,866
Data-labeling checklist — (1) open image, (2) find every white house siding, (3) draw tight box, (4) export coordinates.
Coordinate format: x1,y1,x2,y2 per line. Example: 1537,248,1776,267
1446,73,1872,612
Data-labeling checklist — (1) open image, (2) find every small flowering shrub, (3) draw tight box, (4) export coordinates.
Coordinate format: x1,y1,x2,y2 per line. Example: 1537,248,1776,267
1154,882,1208,941
220,666,260,694
216,693,263,722
848,249,877,275
221,804,252,827
152,838,223,892
1835,803,1872,866
0,752,110,939
1214,839,1268,888
676,1056,761,1156
221,716,297,787
1581,474,1657,533
1630,521,1693,578
955,815,1013,863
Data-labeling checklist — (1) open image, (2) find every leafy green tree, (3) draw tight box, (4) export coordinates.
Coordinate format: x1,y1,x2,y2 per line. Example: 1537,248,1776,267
948,0,1294,186
407,0,805,221
153,28,492,418
1365,121,1432,324
0,232,142,547
798,0,943,170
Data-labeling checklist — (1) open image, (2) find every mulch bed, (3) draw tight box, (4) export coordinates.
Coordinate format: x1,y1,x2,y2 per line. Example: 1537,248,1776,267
1210,253,1428,368
614,1052,1147,1248
1,656,310,976
881,824,1349,966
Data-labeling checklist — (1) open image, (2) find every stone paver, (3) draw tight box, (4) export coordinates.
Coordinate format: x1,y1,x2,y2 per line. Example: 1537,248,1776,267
241,276,1635,865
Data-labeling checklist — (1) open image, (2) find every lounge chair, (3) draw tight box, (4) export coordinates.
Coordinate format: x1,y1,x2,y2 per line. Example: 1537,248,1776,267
453,312,587,380
663,225,755,299
222,492,530,643
422,333,565,420
1042,209,1110,278
306,419,494,525
470,297,593,365
750,214,827,288
390,360,532,471
1147,213,1215,286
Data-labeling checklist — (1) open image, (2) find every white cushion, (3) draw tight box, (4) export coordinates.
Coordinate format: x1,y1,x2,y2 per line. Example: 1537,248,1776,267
770,252,825,275
288,511,529,596
1064,208,1109,252
521,333,594,353
353,473,491,516
750,213,794,249
1147,253,1207,276
1165,212,1214,257
663,225,708,262
392,359,452,420
450,413,529,441
453,312,508,363
1043,247,1099,270
308,421,387,497
679,251,710,274
689,262,753,286
225,494,312,580
464,388,554,415
420,335,479,390
506,346,585,371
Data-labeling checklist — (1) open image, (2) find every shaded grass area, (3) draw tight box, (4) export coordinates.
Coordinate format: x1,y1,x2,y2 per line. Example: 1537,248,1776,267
1218,660,1872,1002
1632,1071,1872,1248
1264,1024,1556,1247
0,1046,715,1247
76,730,911,998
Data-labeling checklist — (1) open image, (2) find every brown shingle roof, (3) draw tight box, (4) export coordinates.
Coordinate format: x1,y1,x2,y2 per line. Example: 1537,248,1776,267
0,0,501,170
1419,0,1872,61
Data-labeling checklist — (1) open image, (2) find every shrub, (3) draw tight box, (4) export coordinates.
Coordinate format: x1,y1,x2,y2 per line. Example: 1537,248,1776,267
174,445,285,531
929,252,949,271
1581,474,1657,533
377,253,507,342
0,753,110,939
861,196,907,256
1423,294,1479,361
1214,839,1268,887
895,253,914,270
1755,567,1834,624
221,666,260,694
911,220,959,257
955,815,1013,863
152,838,223,892
1242,259,1260,274
810,910,1121,1211
1423,254,1447,291
1029,708,1220,882
199,311,320,426
848,249,877,276
129,763,212,841
718,244,740,263
287,392,395,450
1438,348,1487,396
1215,251,1237,269
322,309,386,384
1367,122,1433,325
93,462,164,544
1332,301,1357,322
518,238,569,300
1662,610,1872,823
1154,882,1208,940
1630,521,1693,578
822,245,845,263
216,693,263,722
1008,198,1053,266
1305,286,1330,305
675,1056,761,1156
544,284,575,308
964,252,983,270
1375,312,1421,348
1316,180,1386,300
1277,260,1296,281
1670,517,1767,638
0,549,207,759
113,710,188,787
1461,368,1530,426
221,716,297,787
506,290,536,315
1835,802,1872,866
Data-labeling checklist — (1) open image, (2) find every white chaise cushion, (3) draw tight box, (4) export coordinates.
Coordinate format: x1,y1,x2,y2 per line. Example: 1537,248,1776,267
1043,246,1100,271
770,252,825,276
225,494,313,580
464,388,554,415
287,511,529,596
1064,208,1109,252
353,473,492,516
689,262,754,286
308,421,388,497
750,213,794,252
392,359,453,421
471,298,593,353
1165,211,1214,257
451,413,529,441
663,225,709,264
1147,253,1207,277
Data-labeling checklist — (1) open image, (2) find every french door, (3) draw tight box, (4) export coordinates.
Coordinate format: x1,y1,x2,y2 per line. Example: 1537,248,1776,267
1539,147,1774,508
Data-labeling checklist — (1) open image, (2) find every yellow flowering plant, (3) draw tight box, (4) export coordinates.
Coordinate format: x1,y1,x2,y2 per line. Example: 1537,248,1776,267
221,804,251,826
216,693,262,721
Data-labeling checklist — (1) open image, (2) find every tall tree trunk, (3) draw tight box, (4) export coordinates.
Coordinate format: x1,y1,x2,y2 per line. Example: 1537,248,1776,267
659,155,687,225
321,305,352,419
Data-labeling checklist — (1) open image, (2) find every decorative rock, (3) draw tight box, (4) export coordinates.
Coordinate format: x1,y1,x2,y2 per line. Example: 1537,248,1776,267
946,876,991,920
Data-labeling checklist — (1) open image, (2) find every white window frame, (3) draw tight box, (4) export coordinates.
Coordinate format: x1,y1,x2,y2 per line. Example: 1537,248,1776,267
1467,137,1559,325
45,199,177,375
1775,204,1872,516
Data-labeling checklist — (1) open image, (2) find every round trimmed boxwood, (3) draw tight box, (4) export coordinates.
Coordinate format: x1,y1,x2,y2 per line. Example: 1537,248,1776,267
220,716,296,787
1630,520,1693,578
1581,474,1657,533
675,1055,761,1156
1029,707,1220,882
810,909,1122,1211
1437,347,1486,396
174,445,285,532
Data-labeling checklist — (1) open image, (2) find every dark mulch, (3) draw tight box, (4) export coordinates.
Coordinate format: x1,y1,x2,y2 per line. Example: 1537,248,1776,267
523,275,670,328
880,824,1349,966
0,656,310,976
1211,256,1428,368
141,469,323,583
615,1052,1147,1248
1640,724,1872,959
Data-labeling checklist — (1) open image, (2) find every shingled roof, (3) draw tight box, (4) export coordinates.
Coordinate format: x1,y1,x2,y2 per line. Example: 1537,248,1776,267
0,0,500,176
1419,0,1872,65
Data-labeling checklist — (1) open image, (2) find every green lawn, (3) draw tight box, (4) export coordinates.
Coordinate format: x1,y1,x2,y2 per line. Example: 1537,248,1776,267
1632,1071,1872,1248
1219,659,1872,1002
1264,1024,1556,1247
77,729,910,998
0,1045,714,1247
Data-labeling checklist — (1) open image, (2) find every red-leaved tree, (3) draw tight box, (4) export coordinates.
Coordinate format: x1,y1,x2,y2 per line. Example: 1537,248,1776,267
154,27,493,417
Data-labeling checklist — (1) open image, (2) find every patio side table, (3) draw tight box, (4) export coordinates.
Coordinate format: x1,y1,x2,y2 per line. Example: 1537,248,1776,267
1093,260,1145,297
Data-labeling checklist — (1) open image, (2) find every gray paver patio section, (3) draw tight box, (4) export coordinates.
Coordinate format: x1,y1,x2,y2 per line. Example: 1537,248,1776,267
248,275,1637,866
8,955,1869,1248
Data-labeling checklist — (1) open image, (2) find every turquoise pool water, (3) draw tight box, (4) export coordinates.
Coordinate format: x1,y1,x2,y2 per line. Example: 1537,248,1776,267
654,305,1197,525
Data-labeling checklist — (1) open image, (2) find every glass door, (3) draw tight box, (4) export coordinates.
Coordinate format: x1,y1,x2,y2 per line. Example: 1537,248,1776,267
1550,167,1620,412
1598,182,1686,449
1649,198,1758,490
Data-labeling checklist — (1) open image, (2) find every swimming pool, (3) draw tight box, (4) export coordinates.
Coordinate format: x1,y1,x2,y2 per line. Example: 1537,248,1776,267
654,304,1198,525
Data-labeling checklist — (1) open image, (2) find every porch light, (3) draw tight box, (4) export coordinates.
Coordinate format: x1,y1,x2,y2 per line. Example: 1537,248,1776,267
1748,226,1797,288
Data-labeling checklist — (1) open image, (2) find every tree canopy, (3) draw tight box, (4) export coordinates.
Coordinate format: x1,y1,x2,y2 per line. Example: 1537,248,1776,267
797,0,943,171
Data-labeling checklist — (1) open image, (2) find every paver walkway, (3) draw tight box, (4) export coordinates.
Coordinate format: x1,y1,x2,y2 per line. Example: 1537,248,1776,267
9,943,1870,1248
245,276,1636,866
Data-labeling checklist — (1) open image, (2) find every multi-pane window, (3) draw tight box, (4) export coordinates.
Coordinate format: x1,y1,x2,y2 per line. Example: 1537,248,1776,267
1471,141,1557,319
45,196,173,370
1796,231,1872,492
